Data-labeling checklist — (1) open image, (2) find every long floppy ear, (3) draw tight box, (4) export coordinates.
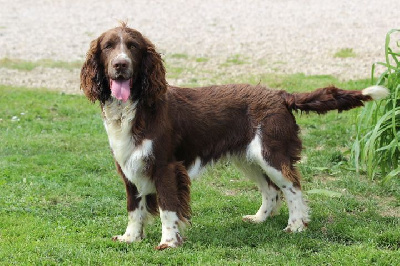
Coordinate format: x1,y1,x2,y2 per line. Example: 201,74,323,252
140,37,168,106
80,38,110,103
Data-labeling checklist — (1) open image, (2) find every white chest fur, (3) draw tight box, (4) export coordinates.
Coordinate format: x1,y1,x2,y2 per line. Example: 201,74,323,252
102,100,155,196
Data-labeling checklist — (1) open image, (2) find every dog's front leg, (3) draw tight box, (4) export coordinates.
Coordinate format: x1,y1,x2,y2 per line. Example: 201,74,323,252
154,163,191,250
112,163,148,243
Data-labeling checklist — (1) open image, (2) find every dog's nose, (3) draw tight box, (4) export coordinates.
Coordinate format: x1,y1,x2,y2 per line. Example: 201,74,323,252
112,58,129,70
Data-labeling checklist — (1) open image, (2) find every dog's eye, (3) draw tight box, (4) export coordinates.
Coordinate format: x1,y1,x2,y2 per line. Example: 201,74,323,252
102,43,113,50
127,42,139,50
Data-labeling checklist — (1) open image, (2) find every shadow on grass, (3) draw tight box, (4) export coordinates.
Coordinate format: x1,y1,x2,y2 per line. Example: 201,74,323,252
181,196,399,252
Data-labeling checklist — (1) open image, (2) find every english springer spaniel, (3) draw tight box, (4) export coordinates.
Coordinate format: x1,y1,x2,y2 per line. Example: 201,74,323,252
80,23,388,250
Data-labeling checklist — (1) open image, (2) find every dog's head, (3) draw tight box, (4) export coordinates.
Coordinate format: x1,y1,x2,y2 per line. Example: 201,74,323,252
80,23,167,106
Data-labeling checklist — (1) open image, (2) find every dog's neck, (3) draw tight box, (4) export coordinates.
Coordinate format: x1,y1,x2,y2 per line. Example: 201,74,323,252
102,98,137,123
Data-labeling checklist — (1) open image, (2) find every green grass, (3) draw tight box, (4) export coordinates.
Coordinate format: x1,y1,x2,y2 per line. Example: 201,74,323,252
0,58,83,71
170,53,190,59
195,57,209,63
1,82,399,265
334,48,357,58
222,54,249,66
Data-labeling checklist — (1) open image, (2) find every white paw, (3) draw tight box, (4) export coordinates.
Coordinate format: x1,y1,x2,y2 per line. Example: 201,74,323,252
242,214,266,224
155,242,179,250
155,234,184,250
157,210,186,250
284,219,308,233
112,233,143,243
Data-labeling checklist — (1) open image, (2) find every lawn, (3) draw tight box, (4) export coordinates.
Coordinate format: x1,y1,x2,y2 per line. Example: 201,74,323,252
1,78,399,265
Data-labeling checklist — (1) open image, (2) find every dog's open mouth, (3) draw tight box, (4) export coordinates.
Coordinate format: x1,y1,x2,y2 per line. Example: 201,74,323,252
110,78,132,102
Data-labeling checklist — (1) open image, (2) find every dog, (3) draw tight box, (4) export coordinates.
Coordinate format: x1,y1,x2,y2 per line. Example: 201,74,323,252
80,23,388,250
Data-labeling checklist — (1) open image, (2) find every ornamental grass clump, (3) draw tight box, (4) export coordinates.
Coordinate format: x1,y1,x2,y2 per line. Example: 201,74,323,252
353,29,400,181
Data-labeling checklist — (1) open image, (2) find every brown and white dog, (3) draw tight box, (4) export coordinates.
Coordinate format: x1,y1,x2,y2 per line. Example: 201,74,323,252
80,23,388,250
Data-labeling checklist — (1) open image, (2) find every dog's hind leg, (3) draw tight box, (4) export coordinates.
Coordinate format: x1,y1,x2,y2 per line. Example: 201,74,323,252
234,163,282,223
279,165,310,232
262,163,309,232
153,162,191,250
254,161,309,232
247,133,310,232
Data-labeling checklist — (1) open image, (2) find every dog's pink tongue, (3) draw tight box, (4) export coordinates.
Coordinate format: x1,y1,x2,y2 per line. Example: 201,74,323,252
110,79,131,102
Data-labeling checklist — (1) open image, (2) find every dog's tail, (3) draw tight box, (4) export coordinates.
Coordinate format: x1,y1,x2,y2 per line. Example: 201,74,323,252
283,85,389,114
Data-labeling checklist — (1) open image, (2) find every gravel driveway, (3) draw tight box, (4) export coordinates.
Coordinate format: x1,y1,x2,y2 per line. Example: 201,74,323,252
0,0,398,93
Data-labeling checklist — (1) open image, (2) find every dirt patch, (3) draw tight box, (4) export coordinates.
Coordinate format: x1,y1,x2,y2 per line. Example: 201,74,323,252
374,196,400,218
